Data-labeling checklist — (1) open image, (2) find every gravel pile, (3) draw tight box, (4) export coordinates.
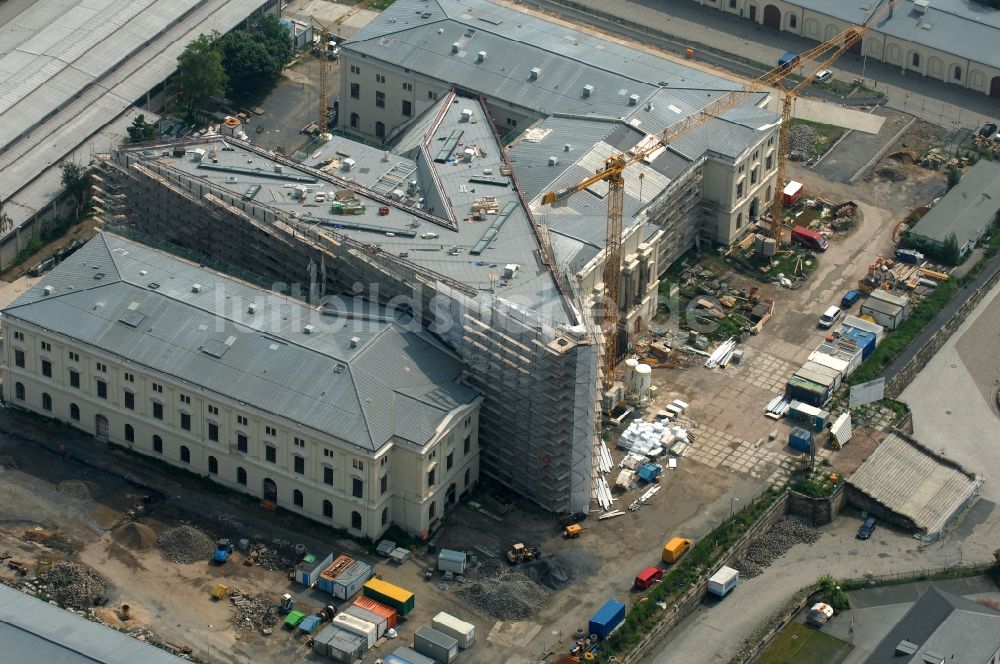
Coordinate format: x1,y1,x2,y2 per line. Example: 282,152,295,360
457,559,549,620
735,516,821,578
112,522,157,551
230,589,278,633
157,525,215,564
787,124,818,161
37,561,106,609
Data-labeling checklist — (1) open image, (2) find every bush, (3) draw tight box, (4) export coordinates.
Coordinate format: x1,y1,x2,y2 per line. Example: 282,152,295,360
818,574,851,611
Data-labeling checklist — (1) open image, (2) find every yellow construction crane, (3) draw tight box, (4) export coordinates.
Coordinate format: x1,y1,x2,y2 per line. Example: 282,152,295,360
542,1,894,393
311,17,336,134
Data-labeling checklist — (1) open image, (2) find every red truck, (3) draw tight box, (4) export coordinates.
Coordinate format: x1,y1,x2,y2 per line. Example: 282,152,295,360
791,225,828,252
633,566,664,591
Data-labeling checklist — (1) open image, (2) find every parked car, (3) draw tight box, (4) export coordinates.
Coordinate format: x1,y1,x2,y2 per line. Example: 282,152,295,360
979,122,998,138
814,69,833,83
841,290,862,308
818,305,841,329
857,516,877,540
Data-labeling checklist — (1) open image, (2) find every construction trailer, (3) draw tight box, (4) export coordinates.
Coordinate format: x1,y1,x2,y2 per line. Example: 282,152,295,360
295,552,333,588
860,290,909,330
329,560,372,600
392,647,436,664
317,555,356,594
413,625,460,664
432,612,476,648
332,612,377,649
312,625,366,663
343,604,388,639
437,549,467,574
707,566,739,598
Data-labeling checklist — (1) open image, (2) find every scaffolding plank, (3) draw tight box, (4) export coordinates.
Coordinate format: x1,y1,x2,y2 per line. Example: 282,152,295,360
469,202,516,255
315,218,417,237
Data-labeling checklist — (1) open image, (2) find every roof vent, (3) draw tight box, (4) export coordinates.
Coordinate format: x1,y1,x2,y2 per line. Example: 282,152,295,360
274,165,283,174
192,283,202,293
628,94,640,106
529,67,541,81
248,303,257,314
350,336,360,348
477,50,487,62
548,156,559,166
645,102,653,112
342,158,355,171
564,143,572,152
913,0,929,13
43,285,53,296
451,42,461,54
303,324,315,334
460,108,473,122
582,84,594,97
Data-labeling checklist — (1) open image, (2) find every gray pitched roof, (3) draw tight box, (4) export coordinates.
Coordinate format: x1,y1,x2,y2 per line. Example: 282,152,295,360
864,586,1000,664
3,233,478,451
910,160,1000,248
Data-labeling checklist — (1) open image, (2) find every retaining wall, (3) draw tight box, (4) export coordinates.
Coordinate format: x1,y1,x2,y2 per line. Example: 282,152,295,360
787,484,846,526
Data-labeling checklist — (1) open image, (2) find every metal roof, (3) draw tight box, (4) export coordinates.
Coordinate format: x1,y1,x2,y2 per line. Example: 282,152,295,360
789,0,1000,69
910,160,1000,248
3,233,478,451
0,583,188,664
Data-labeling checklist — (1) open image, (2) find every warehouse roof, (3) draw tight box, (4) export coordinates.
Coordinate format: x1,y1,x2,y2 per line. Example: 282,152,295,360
4,233,479,451
788,0,1000,69
0,583,187,664
910,160,1000,249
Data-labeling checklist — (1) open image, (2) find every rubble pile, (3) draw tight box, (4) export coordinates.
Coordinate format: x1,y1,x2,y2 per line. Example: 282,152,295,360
734,516,821,579
157,525,215,564
456,558,549,620
37,561,107,609
229,589,278,633
787,124,818,161
248,543,287,571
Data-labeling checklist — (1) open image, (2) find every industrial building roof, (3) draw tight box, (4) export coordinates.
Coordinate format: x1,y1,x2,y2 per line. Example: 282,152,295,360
847,433,981,538
0,583,187,664
788,0,1000,69
863,586,1000,664
3,233,479,451
910,160,1000,250
0,0,273,236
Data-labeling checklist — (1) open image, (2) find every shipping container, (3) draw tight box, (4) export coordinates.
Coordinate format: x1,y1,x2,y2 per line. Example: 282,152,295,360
788,427,813,453
393,647,436,664
332,612,378,649
662,537,692,564
633,566,663,590
414,625,459,663
332,560,372,600
354,595,398,629
432,611,476,648
344,604,388,639
317,555,355,594
294,551,333,588
707,566,739,598
382,656,412,664
782,180,803,206
313,625,366,663
438,548,467,574
589,599,626,640
363,578,415,616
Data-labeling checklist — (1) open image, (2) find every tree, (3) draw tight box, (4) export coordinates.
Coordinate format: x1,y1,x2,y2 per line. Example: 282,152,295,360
173,34,227,117
60,162,92,220
126,114,157,143
217,18,289,104
946,164,962,190
942,232,961,266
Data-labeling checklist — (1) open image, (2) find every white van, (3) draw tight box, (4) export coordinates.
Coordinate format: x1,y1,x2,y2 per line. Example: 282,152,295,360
819,306,841,329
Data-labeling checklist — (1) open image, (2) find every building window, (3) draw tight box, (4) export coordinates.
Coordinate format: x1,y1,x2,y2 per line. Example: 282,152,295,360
13,331,24,341
737,212,744,228
375,91,385,108
350,64,360,74
352,477,363,498
96,379,107,400
323,500,333,518
96,362,106,373
912,52,920,67
380,456,388,467
237,414,248,426
506,118,517,127
293,489,303,507
446,452,454,471
237,433,248,453
294,437,305,448
42,392,52,411
294,455,304,474
375,73,385,83
751,167,758,185
208,405,218,415
15,382,25,400
124,372,134,382
427,467,436,488
736,181,744,198
766,154,774,170
179,394,190,404
324,466,334,485
124,390,135,410
402,82,412,91
208,422,219,442
465,468,472,488
265,444,276,463
153,435,162,453
180,446,190,463
152,402,163,420
152,383,163,393
265,425,276,436
68,351,79,362
208,456,218,474
729,0,736,7
402,100,412,117
351,511,362,530
350,112,359,128
380,474,388,494
429,501,436,519
353,458,364,471
125,424,134,442
13,349,25,368
237,467,247,485
325,449,335,458
381,507,388,525
180,412,191,430
42,359,52,378
69,369,80,388
953,65,962,80
350,83,360,99
70,403,80,420
789,14,797,28
464,436,471,454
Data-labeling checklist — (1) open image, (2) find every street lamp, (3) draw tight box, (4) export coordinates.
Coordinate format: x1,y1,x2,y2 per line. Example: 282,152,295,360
730,496,741,518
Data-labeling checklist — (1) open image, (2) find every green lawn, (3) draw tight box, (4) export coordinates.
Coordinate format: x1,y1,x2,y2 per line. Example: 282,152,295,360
757,622,854,664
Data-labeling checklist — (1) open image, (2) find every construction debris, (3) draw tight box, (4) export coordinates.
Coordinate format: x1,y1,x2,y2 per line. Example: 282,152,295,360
456,558,549,620
229,588,279,633
157,525,216,564
704,337,737,369
36,561,107,609
732,516,821,579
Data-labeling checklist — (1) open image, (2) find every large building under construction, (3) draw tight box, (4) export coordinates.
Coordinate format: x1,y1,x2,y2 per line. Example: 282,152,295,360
68,0,780,519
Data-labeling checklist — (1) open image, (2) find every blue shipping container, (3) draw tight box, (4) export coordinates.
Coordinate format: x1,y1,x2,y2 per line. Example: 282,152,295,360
843,327,876,359
789,427,813,453
589,599,626,640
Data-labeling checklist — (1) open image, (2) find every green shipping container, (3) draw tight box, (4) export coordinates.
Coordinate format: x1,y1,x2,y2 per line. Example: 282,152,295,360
363,579,415,616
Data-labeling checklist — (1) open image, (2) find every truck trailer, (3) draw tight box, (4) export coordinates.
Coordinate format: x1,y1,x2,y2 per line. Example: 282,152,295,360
707,566,739,598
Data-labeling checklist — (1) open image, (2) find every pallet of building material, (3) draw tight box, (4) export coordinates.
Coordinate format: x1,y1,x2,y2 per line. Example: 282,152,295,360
470,196,498,212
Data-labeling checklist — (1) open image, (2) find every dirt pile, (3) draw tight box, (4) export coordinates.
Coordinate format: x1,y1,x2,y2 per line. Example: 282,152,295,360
157,525,215,564
37,561,106,609
112,522,157,551
58,480,98,500
456,558,549,620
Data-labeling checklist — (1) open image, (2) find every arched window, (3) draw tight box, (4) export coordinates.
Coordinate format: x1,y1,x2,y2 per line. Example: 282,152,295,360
912,52,920,67
237,466,247,485
953,65,962,80
375,121,385,139
293,489,303,507
42,392,52,411
70,403,80,421
323,500,333,518
351,511,362,530
152,435,162,453
382,507,389,525
180,445,190,463
15,382,25,400
350,112,359,129
125,424,135,442
208,456,218,474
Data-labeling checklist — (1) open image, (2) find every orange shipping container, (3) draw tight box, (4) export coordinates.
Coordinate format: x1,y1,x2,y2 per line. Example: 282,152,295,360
353,595,398,629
